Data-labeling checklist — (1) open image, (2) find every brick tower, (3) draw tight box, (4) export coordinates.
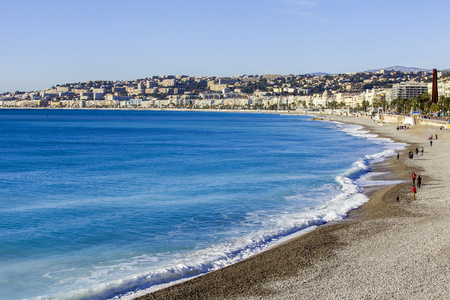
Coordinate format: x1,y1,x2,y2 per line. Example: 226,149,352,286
432,69,438,104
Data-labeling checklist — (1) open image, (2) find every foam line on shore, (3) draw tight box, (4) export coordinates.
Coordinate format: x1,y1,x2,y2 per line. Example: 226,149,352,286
52,117,409,300
133,114,450,300
106,120,407,299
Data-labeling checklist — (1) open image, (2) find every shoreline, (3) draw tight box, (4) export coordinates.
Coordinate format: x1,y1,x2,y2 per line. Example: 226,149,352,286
135,114,449,299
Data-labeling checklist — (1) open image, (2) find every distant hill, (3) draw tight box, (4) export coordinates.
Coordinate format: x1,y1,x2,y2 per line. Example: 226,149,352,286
308,72,331,76
365,66,432,73
307,66,439,76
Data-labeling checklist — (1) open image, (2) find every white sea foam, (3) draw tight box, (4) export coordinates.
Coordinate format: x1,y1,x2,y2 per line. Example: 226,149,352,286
42,121,407,300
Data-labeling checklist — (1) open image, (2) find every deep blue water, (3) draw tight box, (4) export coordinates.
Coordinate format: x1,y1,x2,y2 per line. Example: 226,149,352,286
0,109,402,299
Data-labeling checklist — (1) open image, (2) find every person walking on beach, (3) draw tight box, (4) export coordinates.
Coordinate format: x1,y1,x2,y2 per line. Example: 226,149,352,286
421,148,424,156
397,152,399,160
415,147,419,155
430,140,433,147
412,185,417,200
412,172,416,185
417,175,422,188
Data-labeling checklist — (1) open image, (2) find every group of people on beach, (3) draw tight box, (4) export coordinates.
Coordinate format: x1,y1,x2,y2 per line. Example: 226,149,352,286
428,134,438,147
408,133,440,200
411,172,421,200
407,147,423,159
398,150,423,201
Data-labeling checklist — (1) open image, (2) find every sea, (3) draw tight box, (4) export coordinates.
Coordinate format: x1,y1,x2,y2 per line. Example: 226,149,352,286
0,109,405,300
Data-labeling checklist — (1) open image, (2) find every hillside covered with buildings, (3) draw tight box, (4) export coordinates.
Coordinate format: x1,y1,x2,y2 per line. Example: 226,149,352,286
2,69,450,115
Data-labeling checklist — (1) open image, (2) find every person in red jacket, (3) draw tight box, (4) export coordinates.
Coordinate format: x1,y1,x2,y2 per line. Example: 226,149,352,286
412,185,417,200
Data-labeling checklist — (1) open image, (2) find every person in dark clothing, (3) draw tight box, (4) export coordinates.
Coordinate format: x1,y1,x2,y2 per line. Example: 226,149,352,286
417,175,422,188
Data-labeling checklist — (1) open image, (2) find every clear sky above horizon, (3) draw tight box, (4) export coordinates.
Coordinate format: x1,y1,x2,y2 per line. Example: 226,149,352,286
1,0,450,93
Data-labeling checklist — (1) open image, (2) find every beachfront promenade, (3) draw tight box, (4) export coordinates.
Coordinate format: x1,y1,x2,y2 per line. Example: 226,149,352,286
137,114,449,299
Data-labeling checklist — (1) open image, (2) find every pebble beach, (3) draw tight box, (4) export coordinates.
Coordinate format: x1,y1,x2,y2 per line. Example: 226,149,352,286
136,114,450,300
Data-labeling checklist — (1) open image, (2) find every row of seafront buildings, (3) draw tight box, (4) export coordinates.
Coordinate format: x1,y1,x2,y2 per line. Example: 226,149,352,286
312,81,430,109
307,76,450,108
0,95,316,110
2,72,450,110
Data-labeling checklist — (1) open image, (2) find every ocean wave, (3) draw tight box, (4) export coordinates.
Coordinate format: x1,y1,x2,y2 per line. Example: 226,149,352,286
43,120,407,300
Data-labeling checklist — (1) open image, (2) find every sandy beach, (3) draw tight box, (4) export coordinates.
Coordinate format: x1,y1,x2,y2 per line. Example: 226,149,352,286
136,114,449,300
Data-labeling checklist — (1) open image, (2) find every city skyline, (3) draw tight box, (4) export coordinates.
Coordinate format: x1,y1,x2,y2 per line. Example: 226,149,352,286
2,0,450,93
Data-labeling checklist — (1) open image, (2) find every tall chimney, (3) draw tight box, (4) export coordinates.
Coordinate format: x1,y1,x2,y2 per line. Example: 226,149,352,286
432,69,438,104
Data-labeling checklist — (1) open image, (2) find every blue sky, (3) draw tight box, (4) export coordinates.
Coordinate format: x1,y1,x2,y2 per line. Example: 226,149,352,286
1,0,449,93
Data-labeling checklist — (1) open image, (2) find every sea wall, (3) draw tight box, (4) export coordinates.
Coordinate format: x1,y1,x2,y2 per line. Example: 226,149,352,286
381,115,405,124
381,115,449,128
417,118,449,128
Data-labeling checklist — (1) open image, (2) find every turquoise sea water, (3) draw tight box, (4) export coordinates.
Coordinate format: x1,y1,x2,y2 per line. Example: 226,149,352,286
0,109,403,299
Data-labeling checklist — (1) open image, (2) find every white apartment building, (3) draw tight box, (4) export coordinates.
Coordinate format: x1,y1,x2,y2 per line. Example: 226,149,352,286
335,93,354,107
92,88,106,100
146,81,157,88
353,93,365,108
208,83,228,92
298,95,313,107
80,92,93,100
359,88,389,105
56,86,70,93
427,78,450,97
161,79,176,87
390,81,428,100
312,90,330,107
